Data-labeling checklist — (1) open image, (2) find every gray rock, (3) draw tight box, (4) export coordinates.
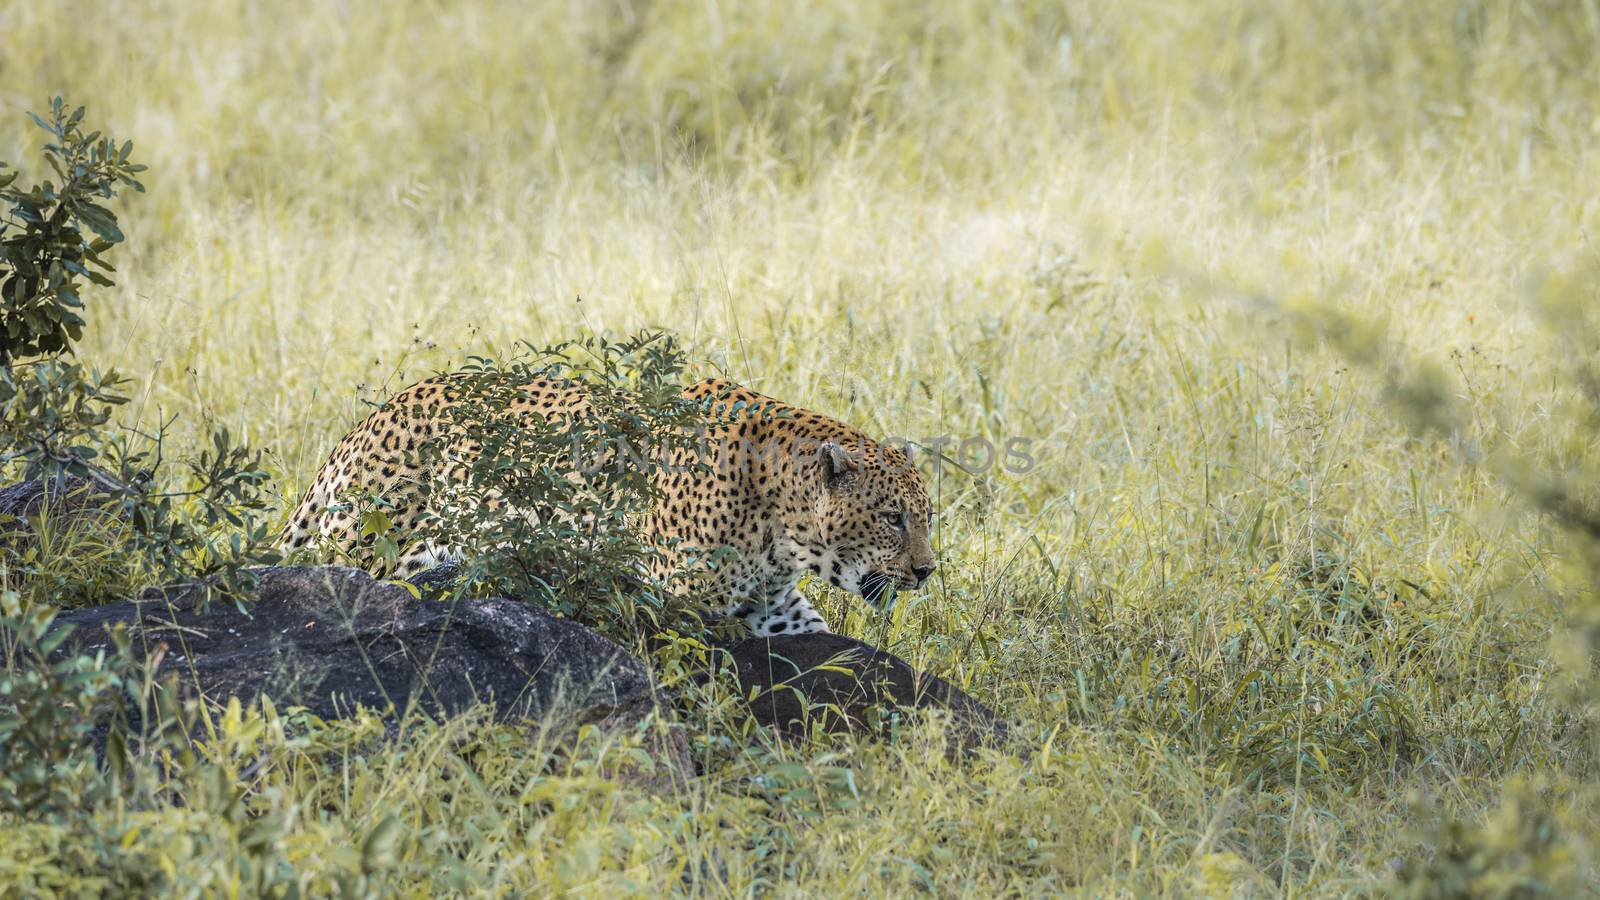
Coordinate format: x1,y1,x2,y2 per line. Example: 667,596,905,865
401,562,465,599
0,472,123,539
40,554,1011,771
724,633,1012,754
52,566,670,743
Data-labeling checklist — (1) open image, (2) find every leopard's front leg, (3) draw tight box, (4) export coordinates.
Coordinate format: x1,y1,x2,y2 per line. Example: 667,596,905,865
730,588,831,636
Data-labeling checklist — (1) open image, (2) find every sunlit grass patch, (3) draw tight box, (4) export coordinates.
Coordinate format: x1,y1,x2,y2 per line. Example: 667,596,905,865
3,0,1600,893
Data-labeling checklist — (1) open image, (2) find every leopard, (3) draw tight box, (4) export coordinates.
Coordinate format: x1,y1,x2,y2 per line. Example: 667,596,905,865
280,376,937,636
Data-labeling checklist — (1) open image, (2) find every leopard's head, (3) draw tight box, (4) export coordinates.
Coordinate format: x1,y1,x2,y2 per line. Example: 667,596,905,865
807,439,936,608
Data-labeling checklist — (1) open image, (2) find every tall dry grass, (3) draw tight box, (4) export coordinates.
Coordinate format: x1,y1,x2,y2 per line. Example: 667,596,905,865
2,0,1599,893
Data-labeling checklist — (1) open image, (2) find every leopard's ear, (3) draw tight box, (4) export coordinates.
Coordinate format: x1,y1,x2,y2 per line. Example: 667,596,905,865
818,440,860,486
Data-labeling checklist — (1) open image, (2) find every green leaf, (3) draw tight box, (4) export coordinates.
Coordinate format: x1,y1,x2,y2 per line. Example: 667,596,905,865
70,201,123,243
359,509,394,539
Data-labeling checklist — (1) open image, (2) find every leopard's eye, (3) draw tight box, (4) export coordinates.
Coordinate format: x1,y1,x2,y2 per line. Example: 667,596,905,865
882,510,906,529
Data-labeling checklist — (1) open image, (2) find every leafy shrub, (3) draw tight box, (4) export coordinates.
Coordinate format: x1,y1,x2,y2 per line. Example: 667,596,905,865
0,360,279,610
360,330,727,647
0,589,129,818
0,591,391,895
0,98,145,365
0,100,280,610
0,100,284,893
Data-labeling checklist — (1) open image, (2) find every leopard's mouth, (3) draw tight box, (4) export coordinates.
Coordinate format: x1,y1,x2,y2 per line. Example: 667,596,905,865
859,570,898,609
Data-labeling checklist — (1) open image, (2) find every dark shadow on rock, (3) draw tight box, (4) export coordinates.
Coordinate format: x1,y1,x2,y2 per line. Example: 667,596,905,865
37,549,1013,776
402,563,465,599
0,472,124,544
50,565,686,778
723,633,1012,755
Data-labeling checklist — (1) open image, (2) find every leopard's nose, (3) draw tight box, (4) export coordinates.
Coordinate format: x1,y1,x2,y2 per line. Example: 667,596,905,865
911,563,936,586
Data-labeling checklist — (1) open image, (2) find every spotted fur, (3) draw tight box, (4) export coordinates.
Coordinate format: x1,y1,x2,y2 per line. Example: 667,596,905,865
281,377,936,636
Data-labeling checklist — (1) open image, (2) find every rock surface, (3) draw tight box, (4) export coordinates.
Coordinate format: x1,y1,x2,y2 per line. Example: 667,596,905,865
50,566,667,739
0,472,122,537
39,551,1011,766
724,633,1011,752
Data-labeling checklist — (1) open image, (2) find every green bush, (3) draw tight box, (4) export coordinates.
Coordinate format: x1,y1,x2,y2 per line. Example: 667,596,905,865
0,100,287,893
351,330,726,648
0,98,145,365
0,100,279,611
0,589,128,818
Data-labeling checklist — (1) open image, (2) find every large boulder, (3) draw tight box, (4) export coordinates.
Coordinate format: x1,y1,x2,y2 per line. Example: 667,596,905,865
724,633,1012,754
50,566,673,749
392,565,1014,752
41,553,1012,769
0,472,122,539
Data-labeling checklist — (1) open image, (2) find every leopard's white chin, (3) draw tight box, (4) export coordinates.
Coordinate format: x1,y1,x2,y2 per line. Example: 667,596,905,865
829,562,900,610
836,562,869,596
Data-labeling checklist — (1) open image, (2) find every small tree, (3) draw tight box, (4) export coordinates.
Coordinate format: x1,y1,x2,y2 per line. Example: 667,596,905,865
0,99,278,609
0,97,146,366
0,99,285,829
